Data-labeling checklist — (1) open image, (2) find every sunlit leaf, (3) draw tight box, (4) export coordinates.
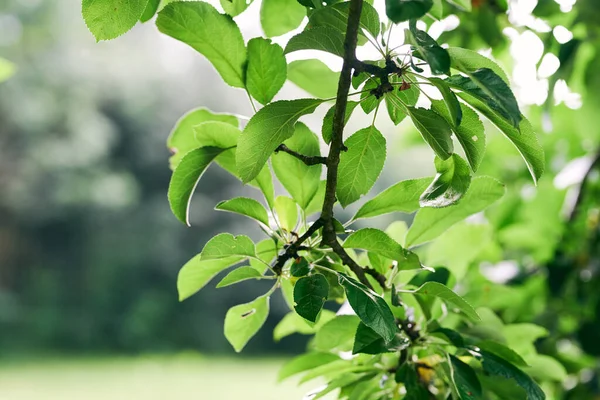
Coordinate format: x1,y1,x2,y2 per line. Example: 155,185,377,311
216,266,263,288
447,47,509,84
415,282,480,320
246,37,287,105
261,0,305,37
344,228,420,269
407,107,454,159
285,26,345,57
224,295,270,352
220,0,254,16
215,197,270,226
406,21,450,75
177,255,242,301
322,101,359,144
313,315,361,352
287,59,340,99
200,233,256,260
140,0,161,22
274,196,298,232
420,154,471,208
278,352,340,381
82,0,147,41
353,322,410,355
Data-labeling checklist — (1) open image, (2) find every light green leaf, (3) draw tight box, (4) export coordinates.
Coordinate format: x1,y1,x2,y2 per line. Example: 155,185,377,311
224,295,270,352
168,146,227,226
220,0,253,16
294,274,329,322
216,266,263,288
157,2,247,87
215,197,270,226
385,77,420,125
305,180,327,216
287,59,340,99
177,255,242,301
313,315,360,352
431,100,485,172
448,354,483,400
278,352,340,381
344,228,419,269
352,177,432,220
415,282,479,320
420,154,471,208
386,0,434,22
250,238,279,272
447,47,509,84
260,0,305,37
407,107,454,160
449,0,471,11
429,77,462,126
167,108,238,169
476,341,528,368
309,1,380,39
246,37,287,105
406,176,505,247
254,165,276,209
360,78,382,114
200,233,256,260
0,58,16,83
274,196,298,232
273,310,335,341
322,101,359,144
337,126,386,207
406,21,450,75
140,0,161,22
82,0,147,41
236,98,323,182
272,123,322,209
338,274,399,342
284,26,345,58
192,121,240,175
525,355,567,382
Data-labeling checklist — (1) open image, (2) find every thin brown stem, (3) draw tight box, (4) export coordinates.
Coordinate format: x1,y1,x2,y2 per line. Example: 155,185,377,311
275,144,327,165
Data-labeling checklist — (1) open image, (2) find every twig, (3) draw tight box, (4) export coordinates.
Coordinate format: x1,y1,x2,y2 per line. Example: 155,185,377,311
272,218,324,275
275,144,327,165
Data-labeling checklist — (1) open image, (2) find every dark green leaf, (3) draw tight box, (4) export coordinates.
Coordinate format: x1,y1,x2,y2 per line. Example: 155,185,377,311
386,0,434,23
140,0,161,23
215,197,270,226
448,354,483,400
337,126,386,207
406,21,450,75
360,78,382,114
291,257,311,277
220,0,253,16
287,59,340,99
407,107,454,159
338,274,399,342
428,77,462,126
245,37,287,105
447,47,509,83
294,274,329,322
432,327,465,347
236,98,323,182
420,154,471,208
344,228,420,269
216,266,263,288
177,255,242,301
278,352,340,381
224,295,270,352
157,2,247,87
309,1,380,39
284,26,345,57
82,0,147,41
395,364,430,398
353,322,410,354
260,0,305,37
200,233,256,260
322,101,359,143
415,282,479,320
168,146,227,225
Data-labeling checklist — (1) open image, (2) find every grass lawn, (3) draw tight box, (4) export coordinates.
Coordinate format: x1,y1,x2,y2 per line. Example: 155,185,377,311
0,355,330,400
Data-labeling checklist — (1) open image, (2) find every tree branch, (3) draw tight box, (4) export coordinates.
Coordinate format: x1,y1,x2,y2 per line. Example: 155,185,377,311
275,144,327,166
272,218,324,275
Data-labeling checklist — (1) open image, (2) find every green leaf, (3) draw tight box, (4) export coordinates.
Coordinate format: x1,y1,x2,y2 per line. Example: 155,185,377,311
167,108,238,169
177,255,242,301
140,0,161,23
274,196,298,232
294,274,329,322
448,354,483,400
278,352,340,381
477,351,546,400
447,47,509,84
322,101,359,144
415,282,479,320
338,274,399,342
526,355,567,382
431,100,485,172
446,68,521,128
352,177,432,220
224,295,270,352
456,93,544,183
215,197,270,226
200,233,256,260
291,257,311,277
287,59,340,99
309,1,381,39
191,121,240,175
82,0,147,41
157,2,247,87
353,322,410,355
406,21,450,75
406,176,505,246
385,79,420,125
428,77,462,126
337,126,386,207
407,107,454,160
386,0,433,22
272,124,322,210
305,180,327,216
245,37,287,105
216,266,263,288
284,26,345,58
475,341,528,368
313,315,361,352
255,165,276,209
0,58,16,83
260,0,305,37
451,0,472,11
220,0,253,16
344,228,419,269
250,238,279,272
420,154,471,208
273,310,335,341
360,78,382,114
168,146,227,226
236,98,323,183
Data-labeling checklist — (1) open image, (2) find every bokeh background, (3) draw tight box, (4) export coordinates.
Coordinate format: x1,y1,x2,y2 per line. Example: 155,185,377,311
1,0,600,399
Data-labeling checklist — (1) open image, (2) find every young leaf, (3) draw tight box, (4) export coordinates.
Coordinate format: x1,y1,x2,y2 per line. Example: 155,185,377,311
274,196,298,232
338,274,399,342
167,108,238,169
260,0,305,37
406,176,505,246
386,0,434,22
420,154,472,208
220,0,254,16
313,315,361,352
337,126,386,207
140,0,161,23
308,1,381,40
82,0,147,41
224,295,270,352
216,266,263,288
406,21,450,75
294,274,329,322
157,2,247,88
215,197,270,226
428,77,462,126
177,255,243,301
168,146,227,226
353,322,410,355
344,228,420,269
352,177,432,220
322,101,359,144
446,68,521,128
385,79,420,125
431,100,485,172
272,123,322,209
278,352,340,382
200,233,256,260
284,26,345,58
287,59,340,99
447,47,509,84
250,238,279,272
245,38,287,105
415,282,480,320
236,98,323,183
448,354,484,400
407,107,454,160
